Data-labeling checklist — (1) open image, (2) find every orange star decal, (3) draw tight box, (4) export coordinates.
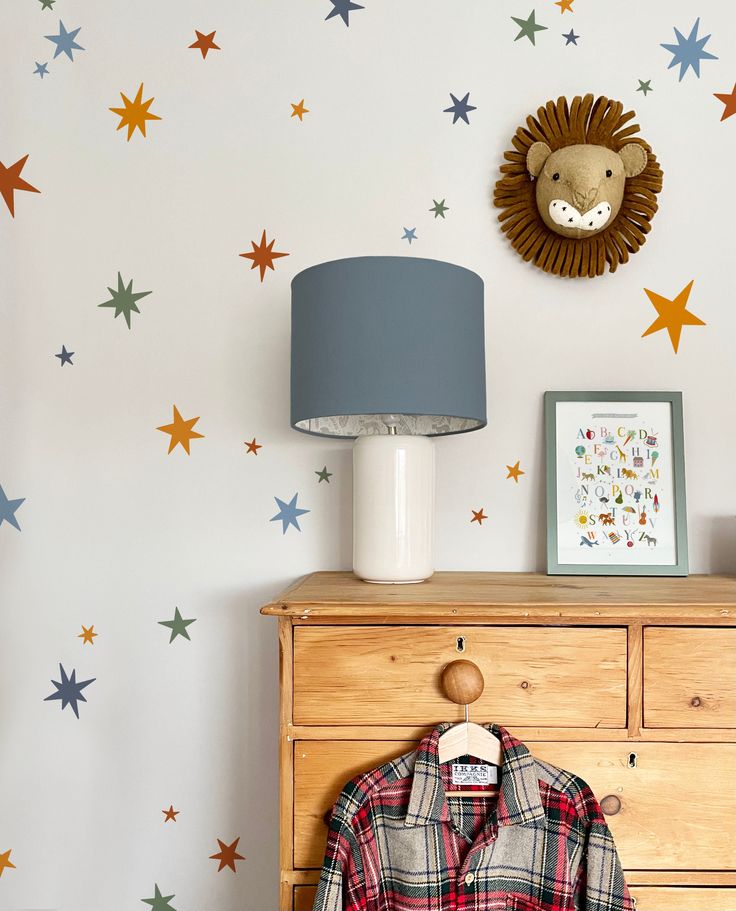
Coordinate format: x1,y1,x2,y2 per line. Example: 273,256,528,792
244,437,262,455
78,624,98,645
506,461,525,483
642,280,705,353
189,30,220,59
109,83,161,141
555,0,574,11
162,805,180,822
471,508,488,525
0,849,15,877
0,155,40,217
239,230,289,282
714,83,736,121
157,405,205,454
209,837,245,872
291,99,309,120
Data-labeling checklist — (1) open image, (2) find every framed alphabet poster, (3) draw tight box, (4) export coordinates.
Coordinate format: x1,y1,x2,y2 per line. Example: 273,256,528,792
545,391,688,576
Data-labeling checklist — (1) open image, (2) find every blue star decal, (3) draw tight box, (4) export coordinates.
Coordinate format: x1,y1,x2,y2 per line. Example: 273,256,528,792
325,0,364,26
270,493,309,534
443,92,476,125
562,29,579,45
34,62,50,79
661,18,717,81
55,345,74,366
401,227,417,244
45,20,85,61
0,484,25,531
44,664,95,718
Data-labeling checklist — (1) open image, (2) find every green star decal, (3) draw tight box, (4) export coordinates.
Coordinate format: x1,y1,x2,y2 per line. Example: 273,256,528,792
637,79,653,96
511,9,547,45
98,273,152,329
158,607,196,643
429,199,449,219
142,884,176,911
315,466,332,483
39,0,55,8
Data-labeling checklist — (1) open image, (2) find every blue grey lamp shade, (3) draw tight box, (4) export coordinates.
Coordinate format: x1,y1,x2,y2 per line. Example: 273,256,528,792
290,256,486,438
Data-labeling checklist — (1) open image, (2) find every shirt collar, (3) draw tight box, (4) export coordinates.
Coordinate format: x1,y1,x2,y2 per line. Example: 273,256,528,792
404,722,546,829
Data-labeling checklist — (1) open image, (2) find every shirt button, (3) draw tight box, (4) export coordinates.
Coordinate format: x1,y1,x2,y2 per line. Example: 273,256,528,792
464,873,475,885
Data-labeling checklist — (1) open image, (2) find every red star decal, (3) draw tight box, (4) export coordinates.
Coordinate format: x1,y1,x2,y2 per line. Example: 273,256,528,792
244,437,262,455
239,230,289,282
162,805,180,823
0,155,40,217
714,83,736,121
209,837,245,872
189,30,221,59
471,508,488,525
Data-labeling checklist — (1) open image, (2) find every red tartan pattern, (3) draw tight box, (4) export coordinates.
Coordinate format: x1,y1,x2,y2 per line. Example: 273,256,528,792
312,723,634,911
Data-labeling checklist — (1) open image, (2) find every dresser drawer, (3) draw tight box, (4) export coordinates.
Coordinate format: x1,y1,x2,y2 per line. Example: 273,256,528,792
293,626,627,727
294,886,316,910
294,739,736,870
644,627,736,728
631,887,736,910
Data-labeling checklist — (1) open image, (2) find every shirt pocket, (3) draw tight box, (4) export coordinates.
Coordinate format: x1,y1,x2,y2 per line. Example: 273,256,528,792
506,896,542,911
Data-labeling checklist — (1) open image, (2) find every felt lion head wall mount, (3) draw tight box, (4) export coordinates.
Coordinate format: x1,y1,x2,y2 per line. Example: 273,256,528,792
493,94,663,278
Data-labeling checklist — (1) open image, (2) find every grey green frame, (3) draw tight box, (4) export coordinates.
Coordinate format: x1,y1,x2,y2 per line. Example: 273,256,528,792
544,391,689,577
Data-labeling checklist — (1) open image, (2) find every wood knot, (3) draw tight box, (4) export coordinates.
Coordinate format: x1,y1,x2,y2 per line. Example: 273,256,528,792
520,680,530,690
600,795,622,816
389,655,397,662
691,696,702,707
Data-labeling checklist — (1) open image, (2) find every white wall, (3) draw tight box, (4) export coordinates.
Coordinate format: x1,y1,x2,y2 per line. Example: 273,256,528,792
1,0,735,907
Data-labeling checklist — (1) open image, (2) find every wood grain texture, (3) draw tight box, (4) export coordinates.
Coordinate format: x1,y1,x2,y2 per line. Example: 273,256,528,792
293,886,317,910
294,625,627,727
629,887,736,910
644,627,736,728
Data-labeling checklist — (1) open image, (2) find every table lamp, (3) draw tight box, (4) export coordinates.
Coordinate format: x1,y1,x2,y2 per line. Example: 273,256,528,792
290,256,486,583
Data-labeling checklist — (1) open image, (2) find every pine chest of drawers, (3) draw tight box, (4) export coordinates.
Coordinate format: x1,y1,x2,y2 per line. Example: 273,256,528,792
260,572,736,911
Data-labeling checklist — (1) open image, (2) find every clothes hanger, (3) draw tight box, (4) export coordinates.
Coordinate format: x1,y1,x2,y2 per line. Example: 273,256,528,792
437,659,502,797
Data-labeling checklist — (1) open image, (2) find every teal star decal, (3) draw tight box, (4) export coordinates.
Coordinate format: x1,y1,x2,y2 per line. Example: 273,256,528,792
45,21,85,61
0,484,25,531
44,663,95,719
99,273,152,329
39,0,55,8
512,10,547,45
34,62,49,78
430,199,449,219
158,607,196,643
142,884,176,911
271,493,309,534
315,466,332,483
637,79,653,96
661,18,717,81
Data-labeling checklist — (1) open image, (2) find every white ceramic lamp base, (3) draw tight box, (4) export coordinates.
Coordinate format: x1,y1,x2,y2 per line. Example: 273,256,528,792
352,434,435,583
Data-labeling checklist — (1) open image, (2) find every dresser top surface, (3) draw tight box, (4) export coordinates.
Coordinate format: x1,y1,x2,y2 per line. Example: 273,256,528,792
260,571,736,620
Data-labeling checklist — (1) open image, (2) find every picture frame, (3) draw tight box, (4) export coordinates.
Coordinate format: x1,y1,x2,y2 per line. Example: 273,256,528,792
545,391,688,576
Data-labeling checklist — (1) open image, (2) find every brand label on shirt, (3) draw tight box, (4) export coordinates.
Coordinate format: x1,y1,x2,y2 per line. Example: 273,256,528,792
451,764,497,786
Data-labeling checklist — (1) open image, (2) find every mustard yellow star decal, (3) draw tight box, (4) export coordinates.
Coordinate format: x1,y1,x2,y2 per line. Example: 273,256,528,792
291,99,309,121
642,280,705,353
110,83,162,141
506,461,525,483
157,405,204,454
555,0,574,12
78,624,98,645
0,849,15,877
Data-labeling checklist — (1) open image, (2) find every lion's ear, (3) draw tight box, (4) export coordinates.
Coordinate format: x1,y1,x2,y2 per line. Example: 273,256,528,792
619,143,647,178
527,141,552,178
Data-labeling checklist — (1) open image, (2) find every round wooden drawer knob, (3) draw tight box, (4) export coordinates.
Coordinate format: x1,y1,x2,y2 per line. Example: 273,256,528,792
441,659,484,705
600,795,622,816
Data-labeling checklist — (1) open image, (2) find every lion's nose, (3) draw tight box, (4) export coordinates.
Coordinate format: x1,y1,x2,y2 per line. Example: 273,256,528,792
574,187,597,209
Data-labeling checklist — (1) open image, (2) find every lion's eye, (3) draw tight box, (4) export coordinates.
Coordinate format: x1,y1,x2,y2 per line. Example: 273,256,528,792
605,169,613,177
552,173,560,181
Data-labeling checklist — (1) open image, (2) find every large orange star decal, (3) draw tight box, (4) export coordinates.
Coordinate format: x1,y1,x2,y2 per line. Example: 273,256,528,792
0,155,40,217
714,83,736,121
209,837,245,872
240,230,289,282
642,280,705,353
157,405,205,454
189,30,220,58
0,849,15,877
109,83,162,141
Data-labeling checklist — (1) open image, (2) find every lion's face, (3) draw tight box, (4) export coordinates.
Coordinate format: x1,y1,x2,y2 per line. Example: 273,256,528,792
527,142,647,239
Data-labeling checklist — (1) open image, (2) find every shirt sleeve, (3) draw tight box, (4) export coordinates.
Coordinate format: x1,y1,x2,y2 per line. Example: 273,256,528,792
574,788,635,911
311,806,363,911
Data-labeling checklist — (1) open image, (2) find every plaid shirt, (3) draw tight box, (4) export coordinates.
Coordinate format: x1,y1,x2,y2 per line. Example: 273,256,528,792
312,723,633,911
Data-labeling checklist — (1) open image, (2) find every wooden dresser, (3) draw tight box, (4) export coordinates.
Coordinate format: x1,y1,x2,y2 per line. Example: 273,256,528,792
260,572,736,911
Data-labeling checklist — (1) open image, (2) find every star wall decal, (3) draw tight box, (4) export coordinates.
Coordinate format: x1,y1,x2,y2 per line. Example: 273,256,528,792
157,406,204,454
661,18,717,81
55,344,74,366
209,837,245,872
39,0,55,9
239,230,289,281
291,99,309,120
244,437,262,455
271,493,309,534
714,84,736,121
44,663,95,718
45,21,84,61
325,0,363,26
562,29,579,45
0,155,40,217
0,484,25,531
34,62,49,78
142,884,176,911
0,849,15,877
158,607,197,643
637,79,653,96
162,805,180,823
78,625,98,645
189,30,220,58
401,227,417,244
506,461,525,483
471,508,488,525
512,10,547,45
110,84,161,140
430,199,449,218
642,280,705,353
99,273,152,328
554,0,574,12
443,92,476,125
315,466,332,483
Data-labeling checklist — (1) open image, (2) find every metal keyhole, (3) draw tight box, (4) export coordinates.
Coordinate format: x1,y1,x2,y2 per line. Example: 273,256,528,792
456,636,466,653
628,752,638,768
